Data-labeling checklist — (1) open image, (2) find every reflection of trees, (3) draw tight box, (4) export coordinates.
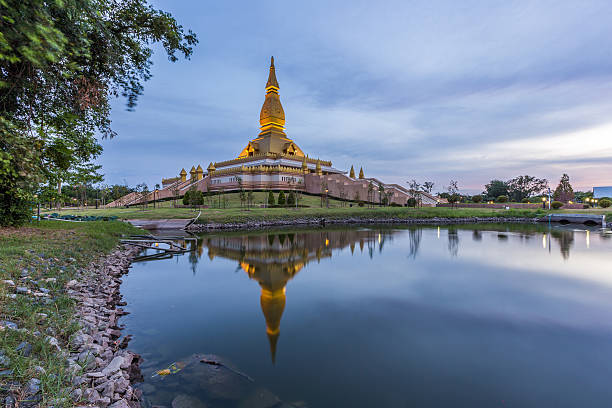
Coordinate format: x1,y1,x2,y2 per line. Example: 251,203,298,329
551,230,574,260
472,230,482,241
407,228,422,259
448,228,459,257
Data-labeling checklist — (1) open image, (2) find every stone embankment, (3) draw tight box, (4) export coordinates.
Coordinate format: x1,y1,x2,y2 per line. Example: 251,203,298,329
66,245,142,408
187,217,541,232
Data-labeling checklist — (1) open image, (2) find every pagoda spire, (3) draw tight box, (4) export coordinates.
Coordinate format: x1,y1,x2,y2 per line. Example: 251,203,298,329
259,56,286,136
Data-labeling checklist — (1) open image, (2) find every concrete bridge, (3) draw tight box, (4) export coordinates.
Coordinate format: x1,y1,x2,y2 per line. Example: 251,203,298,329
546,213,606,226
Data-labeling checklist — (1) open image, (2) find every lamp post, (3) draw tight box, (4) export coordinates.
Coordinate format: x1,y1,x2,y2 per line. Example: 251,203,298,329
325,188,329,208
34,194,40,221
154,189,158,209
594,199,598,208
546,188,552,210
541,196,546,209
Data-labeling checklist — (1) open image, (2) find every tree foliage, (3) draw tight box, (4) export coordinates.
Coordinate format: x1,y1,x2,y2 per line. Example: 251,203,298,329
277,191,286,206
483,180,508,200
507,175,548,202
0,0,197,225
553,174,574,203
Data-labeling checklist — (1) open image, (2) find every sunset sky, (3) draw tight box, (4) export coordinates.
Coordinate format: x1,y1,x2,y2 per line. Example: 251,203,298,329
98,0,612,194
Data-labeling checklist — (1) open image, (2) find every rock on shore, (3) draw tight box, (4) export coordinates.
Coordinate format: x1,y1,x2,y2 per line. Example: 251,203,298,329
66,245,142,407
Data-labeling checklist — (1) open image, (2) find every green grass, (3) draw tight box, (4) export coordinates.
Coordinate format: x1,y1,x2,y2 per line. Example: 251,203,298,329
0,220,140,406
42,199,611,225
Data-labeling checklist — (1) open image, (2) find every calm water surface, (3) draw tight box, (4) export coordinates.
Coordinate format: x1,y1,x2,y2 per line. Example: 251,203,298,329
120,224,612,408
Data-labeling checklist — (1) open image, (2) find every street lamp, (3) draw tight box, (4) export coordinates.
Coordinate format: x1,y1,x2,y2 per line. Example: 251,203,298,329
325,188,329,208
541,196,546,209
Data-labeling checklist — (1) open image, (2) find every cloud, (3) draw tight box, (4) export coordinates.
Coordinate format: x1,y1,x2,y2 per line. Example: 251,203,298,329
97,0,612,194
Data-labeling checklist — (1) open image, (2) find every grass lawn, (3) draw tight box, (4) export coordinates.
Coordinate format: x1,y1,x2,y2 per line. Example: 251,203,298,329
41,194,611,224
0,220,140,406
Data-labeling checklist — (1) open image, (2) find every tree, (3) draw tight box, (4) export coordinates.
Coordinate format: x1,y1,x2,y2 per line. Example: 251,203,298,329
447,180,460,207
287,191,296,206
472,195,483,203
268,191,275,206
507,175,548,202
237,176,246,208
0,0,197,226
407,179,421,207
278,191,286,206
378,183,385,206
367,181,375,208
483,180,509,200
553,174,575,203
423,182,434,194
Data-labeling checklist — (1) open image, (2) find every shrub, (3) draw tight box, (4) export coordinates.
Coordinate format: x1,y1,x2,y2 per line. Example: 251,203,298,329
599,198,611,208
182,191,191,205
496,195,508,203
390,202,402,207
277,191,286,206
521,198,529,203
551,201,564,209
472,195,483,203
268,191,275,206
583,204,590,209
358,201,365,207
406,197,417,207
287,191,296,206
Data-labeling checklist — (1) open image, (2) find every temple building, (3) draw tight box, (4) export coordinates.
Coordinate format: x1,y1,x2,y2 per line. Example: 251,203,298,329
108,57,440,207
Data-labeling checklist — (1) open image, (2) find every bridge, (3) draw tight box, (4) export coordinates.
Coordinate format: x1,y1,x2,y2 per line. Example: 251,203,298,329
546,213,606,226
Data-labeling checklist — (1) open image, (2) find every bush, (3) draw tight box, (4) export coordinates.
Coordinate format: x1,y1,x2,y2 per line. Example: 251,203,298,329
287,191,296,206
358,201,365,207
390,202,402,207
472,195,483,203
496,195,508,203
268,191,275,206
599,198,611,208
521,198,529,203
551,201,564,209
277,191,286,206
583,204,590,209
406,197,417,207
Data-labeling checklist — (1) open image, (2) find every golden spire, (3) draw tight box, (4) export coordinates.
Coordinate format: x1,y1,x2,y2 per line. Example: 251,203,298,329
302,156,308,172
179,168,187,182
259,56,286,136
315,159,322,175
189,166,196,179
349,165,355,178
266,56,279,89
359,167,364,179
260,287,286,364
207,162,216,173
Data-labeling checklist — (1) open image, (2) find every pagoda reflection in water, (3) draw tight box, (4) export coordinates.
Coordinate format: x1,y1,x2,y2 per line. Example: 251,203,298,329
198,229,397,363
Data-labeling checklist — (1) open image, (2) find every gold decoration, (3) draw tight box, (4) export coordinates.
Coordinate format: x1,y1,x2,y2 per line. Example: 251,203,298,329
179,168,187,182
349,165,355,178
358,167,364,179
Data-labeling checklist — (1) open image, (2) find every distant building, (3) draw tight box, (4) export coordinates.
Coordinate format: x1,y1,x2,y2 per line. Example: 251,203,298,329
593,186,612,198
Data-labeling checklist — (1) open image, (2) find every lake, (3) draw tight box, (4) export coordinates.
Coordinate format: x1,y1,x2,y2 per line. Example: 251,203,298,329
120,224,612,408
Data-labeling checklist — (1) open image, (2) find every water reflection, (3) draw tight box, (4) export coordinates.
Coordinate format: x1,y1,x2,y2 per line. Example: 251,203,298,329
124,224,611,408
200,229,397,362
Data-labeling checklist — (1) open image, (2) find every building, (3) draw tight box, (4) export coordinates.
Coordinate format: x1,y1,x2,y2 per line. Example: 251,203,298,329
593,186,612,199
108,57,439,207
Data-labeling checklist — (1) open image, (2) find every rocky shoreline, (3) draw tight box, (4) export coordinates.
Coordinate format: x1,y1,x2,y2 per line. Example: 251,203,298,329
187,216,543,232
66,244,143,408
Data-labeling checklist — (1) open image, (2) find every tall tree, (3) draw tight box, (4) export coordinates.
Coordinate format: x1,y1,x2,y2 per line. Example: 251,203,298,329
0,0,197,225
553,174,575,203
422,182,434,194
507,175,548,202
483,179,509,200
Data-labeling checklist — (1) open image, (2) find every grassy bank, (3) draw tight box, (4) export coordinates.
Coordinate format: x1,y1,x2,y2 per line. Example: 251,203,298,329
0,220,139,406
43,205,611,225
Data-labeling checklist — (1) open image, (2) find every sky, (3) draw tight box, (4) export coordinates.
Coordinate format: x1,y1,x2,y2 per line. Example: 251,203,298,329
98,0,612,194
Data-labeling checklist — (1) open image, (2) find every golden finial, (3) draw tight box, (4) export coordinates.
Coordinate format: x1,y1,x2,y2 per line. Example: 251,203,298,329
358,167,364,179
315,159,322,175
349,165,355,178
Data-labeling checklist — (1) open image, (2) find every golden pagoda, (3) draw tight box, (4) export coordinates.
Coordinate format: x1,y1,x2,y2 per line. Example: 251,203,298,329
237,57,306,159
